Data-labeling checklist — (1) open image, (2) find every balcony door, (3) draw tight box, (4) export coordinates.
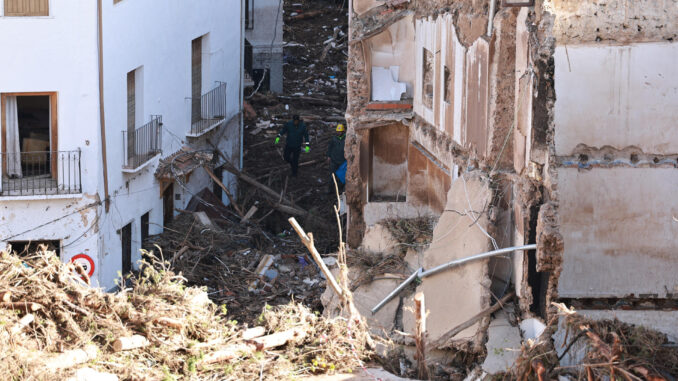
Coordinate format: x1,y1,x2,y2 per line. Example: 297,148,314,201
1,92,58,181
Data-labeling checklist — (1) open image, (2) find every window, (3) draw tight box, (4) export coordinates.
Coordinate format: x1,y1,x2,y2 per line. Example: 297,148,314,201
8,240,60,257
422,48,434,109
245,0,254,29
4,0,48,16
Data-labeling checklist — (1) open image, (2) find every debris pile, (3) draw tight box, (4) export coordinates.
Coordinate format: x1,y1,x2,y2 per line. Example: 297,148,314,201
146,212,329,324
240,0,349,253
0,246,372,380
510,303,678,380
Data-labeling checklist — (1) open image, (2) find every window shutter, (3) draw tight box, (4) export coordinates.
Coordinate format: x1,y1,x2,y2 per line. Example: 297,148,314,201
127,71,136,160
191,37,202,124
4,0,49,16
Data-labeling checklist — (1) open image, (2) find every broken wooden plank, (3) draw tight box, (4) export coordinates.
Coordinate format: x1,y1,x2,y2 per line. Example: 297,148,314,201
241,326,266,340
45,344,98,371
113,335,150,352
414,292,428,380
204,166,245,218
240,206,258,223
0,301,43,312
288,217,343,298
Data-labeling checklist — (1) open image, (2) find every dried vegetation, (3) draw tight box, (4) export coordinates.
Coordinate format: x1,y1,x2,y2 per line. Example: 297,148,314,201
0,246,371,380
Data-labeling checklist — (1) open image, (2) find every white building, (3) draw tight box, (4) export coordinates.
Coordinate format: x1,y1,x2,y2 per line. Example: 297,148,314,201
0,0,243,289
245,0,283,93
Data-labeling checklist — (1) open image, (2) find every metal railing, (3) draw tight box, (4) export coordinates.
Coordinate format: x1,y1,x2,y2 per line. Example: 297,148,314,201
190,82,227,136
123,115,163,170
0,150,82,196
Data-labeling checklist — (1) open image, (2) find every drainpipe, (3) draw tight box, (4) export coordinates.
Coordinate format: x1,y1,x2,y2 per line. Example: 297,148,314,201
97,0,110,212
239,0,245,170
486,0,497,37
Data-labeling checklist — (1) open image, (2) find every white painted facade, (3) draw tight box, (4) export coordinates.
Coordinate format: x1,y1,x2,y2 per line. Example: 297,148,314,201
0,0,243,289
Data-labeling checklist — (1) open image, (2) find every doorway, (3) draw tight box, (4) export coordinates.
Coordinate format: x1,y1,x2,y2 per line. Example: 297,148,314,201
163,182,174,226
121,222,132,274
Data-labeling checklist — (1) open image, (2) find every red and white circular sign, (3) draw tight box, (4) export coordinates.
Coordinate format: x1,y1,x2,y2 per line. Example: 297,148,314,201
70,254,95,277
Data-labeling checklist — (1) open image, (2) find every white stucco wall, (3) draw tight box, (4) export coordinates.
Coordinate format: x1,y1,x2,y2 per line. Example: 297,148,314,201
1,1,242,290
0,1,103,284
98,0,242,288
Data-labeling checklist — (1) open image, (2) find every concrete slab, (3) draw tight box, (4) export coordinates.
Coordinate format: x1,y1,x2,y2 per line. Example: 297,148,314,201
558,167,678,298
321,267,400,336
481,312,522,375
421,172,492,348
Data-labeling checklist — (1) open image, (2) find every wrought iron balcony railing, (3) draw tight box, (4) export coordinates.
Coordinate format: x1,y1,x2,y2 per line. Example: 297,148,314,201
189,82,227,136
123,115,163,170
0,150,82,196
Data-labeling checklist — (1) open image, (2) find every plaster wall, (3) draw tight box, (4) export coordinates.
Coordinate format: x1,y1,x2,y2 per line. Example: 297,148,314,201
369,123,408,199
369,16,416,98
0,2,104,284
463,38,489,158
407,142,450,214
554,43,678,156
558,167,678,298
543,0,678,45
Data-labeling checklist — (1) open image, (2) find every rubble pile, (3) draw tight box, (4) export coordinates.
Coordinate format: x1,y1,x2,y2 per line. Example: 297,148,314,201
0,246,372,380
146,212,330,324
509,304,678,381
240,0,348,253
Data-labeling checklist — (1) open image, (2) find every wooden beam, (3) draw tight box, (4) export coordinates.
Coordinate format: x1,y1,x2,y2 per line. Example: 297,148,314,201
288,217,343,298
203,165,244,217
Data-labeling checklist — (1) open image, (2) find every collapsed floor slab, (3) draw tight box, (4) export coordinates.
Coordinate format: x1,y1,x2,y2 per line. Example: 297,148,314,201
421,171,493,351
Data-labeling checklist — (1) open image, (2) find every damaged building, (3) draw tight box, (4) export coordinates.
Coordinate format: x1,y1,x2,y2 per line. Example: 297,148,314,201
344,0,678,371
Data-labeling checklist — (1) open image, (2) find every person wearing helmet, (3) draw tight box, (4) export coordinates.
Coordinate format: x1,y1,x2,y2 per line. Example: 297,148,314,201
275,115,310,176
326,123,347,193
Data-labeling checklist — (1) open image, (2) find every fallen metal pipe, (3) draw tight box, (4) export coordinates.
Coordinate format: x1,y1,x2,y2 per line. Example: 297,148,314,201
371,267,422,315
371,244,537,314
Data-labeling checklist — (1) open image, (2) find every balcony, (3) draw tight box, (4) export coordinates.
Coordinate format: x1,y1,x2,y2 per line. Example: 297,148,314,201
122,115,163,172
0,150,82,197
188,82,227,137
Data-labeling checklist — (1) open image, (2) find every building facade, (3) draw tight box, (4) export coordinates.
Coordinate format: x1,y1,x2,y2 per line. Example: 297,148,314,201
0,0,243,289
244,0,283,93
345,0,678,353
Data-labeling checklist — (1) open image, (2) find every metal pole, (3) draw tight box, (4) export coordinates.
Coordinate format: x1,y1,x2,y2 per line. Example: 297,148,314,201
371,244,537,314
421,244,536,278
371,267,422,314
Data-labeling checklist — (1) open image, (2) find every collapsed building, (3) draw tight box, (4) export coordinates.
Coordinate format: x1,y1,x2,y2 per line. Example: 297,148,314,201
344,0,678,369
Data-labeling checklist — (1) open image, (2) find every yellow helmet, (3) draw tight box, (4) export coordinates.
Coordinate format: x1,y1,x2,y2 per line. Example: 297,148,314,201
336,124,345,132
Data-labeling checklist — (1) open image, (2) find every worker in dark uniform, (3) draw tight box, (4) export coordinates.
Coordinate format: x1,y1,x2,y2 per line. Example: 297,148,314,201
326,123,346,193
275,115,310,177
